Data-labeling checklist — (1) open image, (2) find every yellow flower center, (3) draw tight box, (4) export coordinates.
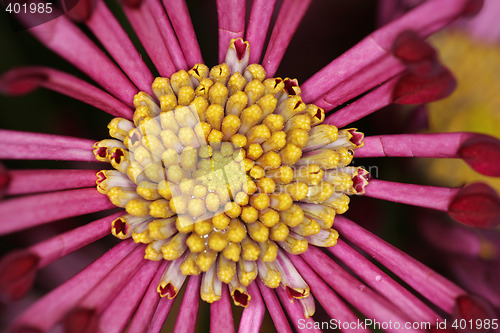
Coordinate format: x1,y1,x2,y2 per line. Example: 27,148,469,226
93,39,367,305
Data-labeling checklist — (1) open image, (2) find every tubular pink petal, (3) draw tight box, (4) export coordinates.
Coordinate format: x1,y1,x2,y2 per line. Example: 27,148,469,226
163,0,203,66
145,0,188,71
0,188,114,235
31,212,121,267
357,133,500,177
0,129,95,149
328,240,440,323
6,169,98,196
173,275,201,333
86,1,154,94
287,254,370,333
334,216,465,313
210,285,234,333
217,0,246,63
324,77,398,128
64,245,146,333
275,288,320,333
256,280,293,333
0,251,39,302
238,283,265,333
262,0,312,77
0,144,97,162
246,0,278,64
311,55,404,110
98,260,161,333
122,0,176,78
8,240,137,333
302,0,478,104
128,260,169,333
0,213,118,300
148,297,175,333
448,183,500,229
302,247,419,333
364,179,459,211
25,15,138,106
393,66,456,104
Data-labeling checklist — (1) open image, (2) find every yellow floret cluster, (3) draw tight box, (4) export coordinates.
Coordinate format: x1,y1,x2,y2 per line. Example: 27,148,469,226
93,59,367,304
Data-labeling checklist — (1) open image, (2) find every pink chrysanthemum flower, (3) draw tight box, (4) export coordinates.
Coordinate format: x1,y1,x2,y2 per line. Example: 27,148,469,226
1,0,499,332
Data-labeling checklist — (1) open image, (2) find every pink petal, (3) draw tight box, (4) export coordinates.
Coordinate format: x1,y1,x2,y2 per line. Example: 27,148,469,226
324,77,398,127
148,296,175,333
6,169,98,196
302,0,477,105
448,183,500,229
328,240,440,323
8,240,137,333
210,285,234,333
0,144,97,162
238,282,265,333
0,188,114,235
334,216,465,314
262,0,312,77
364,179,459,211
30,212,121,268
162,0,204,67
0,212,118,301
256,280,293,333
216,0,246,63
122,0,176,78
173,275,201,333
0,129,95,150
302,247,419,333
145,0,188,71
245,0,278,64
0,66,133,119
86,1,155,94
288,254,370,333
356,132,500,177
128,260,169,333
24,15,138,106
63,245,146,332
98,260,161,333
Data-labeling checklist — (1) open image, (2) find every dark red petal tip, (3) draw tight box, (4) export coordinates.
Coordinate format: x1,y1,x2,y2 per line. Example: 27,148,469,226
66,0,99,22
448,183,500,229
0,164,10,199
0,68,47,96
120,0,142,8
393,31,437,65
64,308,98,333
0,251,40,302
462,0,484,16
453,295,496,333
459,135,500,177
393,67,457,105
